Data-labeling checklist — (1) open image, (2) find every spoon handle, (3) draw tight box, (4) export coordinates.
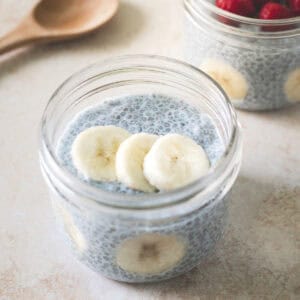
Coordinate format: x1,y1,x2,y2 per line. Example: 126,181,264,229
0,20,41,55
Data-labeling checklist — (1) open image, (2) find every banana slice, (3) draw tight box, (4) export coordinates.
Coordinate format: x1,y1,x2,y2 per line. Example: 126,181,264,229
200,59,248,102
71,126,131,181
116,133,159,192
116,233,185,274
143,134,210,191
56,203,87,252
284,68,300,103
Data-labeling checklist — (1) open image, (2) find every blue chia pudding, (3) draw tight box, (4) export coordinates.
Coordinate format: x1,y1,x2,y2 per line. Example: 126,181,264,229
184,0,300,111
52,94,228,282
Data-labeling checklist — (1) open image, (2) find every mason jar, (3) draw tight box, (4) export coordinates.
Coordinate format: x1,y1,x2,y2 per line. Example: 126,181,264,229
39,55,242,282
184,0,300,111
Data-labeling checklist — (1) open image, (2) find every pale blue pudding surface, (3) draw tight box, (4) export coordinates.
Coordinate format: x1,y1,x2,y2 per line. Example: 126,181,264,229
57,94,225,193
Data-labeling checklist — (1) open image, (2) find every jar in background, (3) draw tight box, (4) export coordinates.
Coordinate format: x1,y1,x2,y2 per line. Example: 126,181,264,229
184,0,300,111
39,55,242,282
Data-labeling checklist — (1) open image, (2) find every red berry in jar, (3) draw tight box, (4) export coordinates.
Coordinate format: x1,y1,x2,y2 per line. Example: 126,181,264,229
216,0,256,17
259,2,294,31
288,0,300,16
259,2,293,19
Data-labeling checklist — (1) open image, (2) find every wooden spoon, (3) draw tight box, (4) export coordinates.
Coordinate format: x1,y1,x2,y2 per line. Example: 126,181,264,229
0,0,119,54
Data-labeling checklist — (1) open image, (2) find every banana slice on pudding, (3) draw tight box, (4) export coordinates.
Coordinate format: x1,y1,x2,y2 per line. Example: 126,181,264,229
116,233,185,274
143,134,210,191
71,125,131,181
116,133,159,192
200,59,248,102
284,68,300,103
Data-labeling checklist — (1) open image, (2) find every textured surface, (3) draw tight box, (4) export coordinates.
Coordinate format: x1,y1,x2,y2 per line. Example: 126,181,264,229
0,0,299,299
57,94,224,193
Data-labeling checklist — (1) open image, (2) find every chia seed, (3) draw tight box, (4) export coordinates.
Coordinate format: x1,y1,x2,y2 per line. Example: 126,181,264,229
52,93,229,282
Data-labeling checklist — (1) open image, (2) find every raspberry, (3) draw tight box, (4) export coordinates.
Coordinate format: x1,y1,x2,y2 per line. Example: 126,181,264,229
216,0,256,17
288,0,300,16
259,2,294,31
259,2,293,19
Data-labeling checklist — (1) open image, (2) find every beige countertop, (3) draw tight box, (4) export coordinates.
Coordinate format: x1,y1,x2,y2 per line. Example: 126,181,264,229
0,0,299,299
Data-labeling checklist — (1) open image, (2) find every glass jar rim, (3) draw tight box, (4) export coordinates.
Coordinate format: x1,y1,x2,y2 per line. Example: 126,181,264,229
185,0,300,38
40,54,241,210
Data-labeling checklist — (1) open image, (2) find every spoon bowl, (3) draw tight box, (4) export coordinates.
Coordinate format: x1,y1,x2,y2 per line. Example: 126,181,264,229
34,0,117,33
0,0,119,54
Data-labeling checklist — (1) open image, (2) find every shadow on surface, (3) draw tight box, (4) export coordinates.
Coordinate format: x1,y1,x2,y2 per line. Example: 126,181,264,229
127,175,299,298
237,102,300,125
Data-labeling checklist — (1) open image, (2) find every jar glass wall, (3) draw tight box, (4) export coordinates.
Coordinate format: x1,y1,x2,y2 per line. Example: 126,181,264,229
184,0,300,111
39,55,242,282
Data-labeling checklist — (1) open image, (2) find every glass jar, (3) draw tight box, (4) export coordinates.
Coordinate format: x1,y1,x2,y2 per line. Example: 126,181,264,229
184,0,300,111
39,55,242,282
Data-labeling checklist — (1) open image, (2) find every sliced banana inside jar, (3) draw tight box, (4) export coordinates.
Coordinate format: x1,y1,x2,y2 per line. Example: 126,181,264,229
116,133,159,193
71,126,211,192
116,233,186,275
71,125,131,182
284,68,300,103
56,203,87,252
143,134,210,191
200,59,248,102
